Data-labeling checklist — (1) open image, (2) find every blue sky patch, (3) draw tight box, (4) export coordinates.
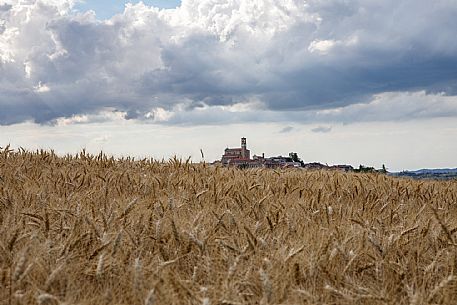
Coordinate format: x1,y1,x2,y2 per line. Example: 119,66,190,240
75,0,182,19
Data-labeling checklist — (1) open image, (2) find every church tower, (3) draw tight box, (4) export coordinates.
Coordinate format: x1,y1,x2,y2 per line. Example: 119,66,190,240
241,137,249,159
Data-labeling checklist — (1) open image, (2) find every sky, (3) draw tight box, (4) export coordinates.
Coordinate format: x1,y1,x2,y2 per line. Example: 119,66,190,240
74,1,181,19
1,0,457,171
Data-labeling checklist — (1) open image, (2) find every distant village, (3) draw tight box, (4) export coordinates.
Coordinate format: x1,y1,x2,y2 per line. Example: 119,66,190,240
212,137,357,171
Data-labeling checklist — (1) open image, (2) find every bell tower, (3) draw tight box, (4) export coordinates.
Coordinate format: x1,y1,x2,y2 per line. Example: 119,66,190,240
241,137,247,159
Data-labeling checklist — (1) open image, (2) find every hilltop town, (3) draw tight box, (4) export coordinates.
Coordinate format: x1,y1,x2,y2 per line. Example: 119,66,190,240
212,137,354,171
211,138,457,179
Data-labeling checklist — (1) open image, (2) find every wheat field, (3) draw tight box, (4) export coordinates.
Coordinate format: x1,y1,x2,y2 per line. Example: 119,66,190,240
1,147,457,305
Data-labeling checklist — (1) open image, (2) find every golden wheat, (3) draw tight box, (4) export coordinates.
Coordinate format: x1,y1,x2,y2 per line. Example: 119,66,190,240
0,147,457,304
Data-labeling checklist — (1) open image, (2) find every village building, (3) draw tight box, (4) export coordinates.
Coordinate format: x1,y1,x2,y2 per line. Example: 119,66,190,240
217,137,354,171
221,137,250,165
329,164,354,172
303,162,328,170
264,155,302,168
220,138,301,168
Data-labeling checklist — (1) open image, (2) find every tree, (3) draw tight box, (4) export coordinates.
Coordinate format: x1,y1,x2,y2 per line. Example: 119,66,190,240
289,152,305,167
355,165,375,173
289,152,299,162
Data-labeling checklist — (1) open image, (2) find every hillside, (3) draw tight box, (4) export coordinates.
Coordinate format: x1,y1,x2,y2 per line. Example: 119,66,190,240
1,148,457,305
391,168,457,180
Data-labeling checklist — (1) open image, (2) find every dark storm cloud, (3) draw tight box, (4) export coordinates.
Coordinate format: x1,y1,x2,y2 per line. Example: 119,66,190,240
1,0,457,125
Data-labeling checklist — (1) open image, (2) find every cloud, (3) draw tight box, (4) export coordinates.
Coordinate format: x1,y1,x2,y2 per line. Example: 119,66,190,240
308,39,336,55
280,126,294,133
311,126,332,133
313,91,457,123
0,4,12,11
1,0,457,125
92,134,111,144
53,109,127,126
33,82,51,93
130,90,457,125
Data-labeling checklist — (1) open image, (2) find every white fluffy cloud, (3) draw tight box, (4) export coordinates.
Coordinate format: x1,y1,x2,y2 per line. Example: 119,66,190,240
1,0,457,125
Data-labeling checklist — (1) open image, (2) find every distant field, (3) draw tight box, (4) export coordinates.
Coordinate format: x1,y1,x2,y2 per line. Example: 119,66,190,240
1,148,457,305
